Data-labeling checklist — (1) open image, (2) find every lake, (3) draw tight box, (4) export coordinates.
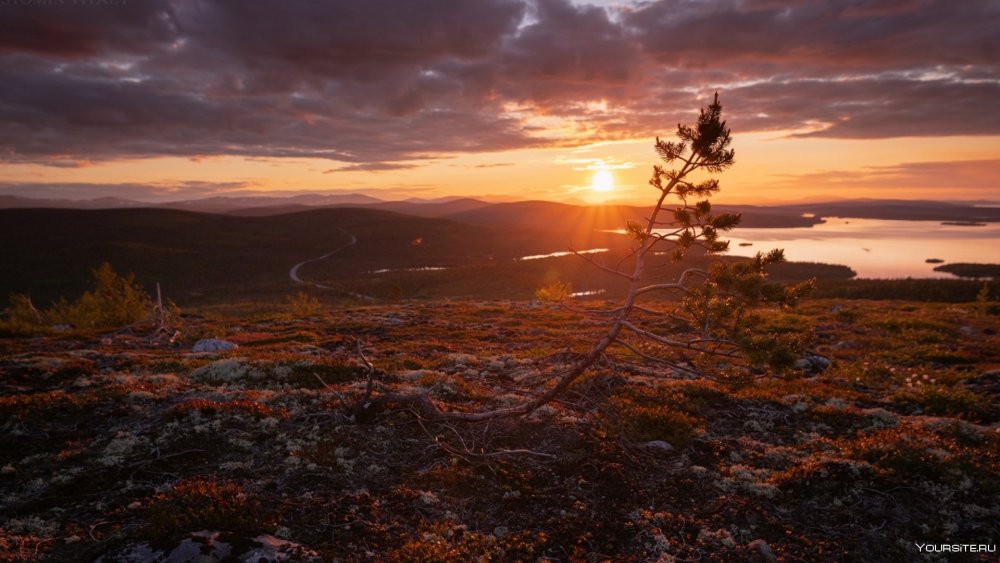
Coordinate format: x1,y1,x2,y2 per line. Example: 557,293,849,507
718,218,1000,279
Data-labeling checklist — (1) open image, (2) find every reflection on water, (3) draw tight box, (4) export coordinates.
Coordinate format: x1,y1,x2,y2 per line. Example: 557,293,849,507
716,218,1000,279
519,248,609,261
570,289,606,298
369,266,448,274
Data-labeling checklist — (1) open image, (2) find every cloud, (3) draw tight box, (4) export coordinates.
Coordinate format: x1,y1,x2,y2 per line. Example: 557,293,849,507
0,0,178,57
0,0,997,169
323,162,420,173
763,159,1000,197
626,0,999,70
0,180,253,202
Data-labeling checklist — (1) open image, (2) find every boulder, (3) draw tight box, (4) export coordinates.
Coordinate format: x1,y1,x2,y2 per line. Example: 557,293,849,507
795,352,830,374
642,440,674,453
747,539,777,562
191,339,238,353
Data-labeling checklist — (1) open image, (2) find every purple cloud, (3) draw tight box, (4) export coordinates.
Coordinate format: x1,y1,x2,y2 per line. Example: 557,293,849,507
0,0,996,168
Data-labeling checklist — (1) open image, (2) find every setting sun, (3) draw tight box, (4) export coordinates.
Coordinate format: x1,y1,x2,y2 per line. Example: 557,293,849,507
591,168,615,192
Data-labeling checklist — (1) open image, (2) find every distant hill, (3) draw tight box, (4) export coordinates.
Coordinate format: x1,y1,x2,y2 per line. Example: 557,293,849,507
446,201,822,231
0,202,627,305
0,195,150,209
4,194,997,224
365,197,492,218
0,207,546,306
767,200,1000,222
0,203,874,307
160,193,384,213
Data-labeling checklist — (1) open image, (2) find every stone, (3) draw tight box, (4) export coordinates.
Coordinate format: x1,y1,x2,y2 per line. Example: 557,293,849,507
446,353,479,365
963,369,1000,397
94,530,321,563
642,440,674,453
796,352,830,374
191,339,238,353
748,539,777,562
241,534,322,562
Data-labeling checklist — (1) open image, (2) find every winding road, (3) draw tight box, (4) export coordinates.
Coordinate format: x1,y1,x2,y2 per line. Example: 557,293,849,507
288,229,374,300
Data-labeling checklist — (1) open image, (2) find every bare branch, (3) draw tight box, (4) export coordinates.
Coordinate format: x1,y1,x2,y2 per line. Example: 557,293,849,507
570,248,635,280
620,320,742,359
613,338,701,378
634,268,710,296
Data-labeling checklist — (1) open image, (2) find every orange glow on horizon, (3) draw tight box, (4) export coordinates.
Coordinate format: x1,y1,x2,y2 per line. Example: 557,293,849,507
3,133,998,205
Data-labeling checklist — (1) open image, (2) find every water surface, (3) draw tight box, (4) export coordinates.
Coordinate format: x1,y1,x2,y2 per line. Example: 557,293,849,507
719,218,1000,279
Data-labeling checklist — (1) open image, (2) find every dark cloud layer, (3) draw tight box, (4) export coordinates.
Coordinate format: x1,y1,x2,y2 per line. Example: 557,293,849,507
0,0,997,167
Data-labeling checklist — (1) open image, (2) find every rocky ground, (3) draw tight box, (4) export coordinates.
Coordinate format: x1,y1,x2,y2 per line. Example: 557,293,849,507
1,299,998,561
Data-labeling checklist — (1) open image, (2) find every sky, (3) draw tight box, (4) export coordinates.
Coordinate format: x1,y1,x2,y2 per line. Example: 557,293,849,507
1,0,998,205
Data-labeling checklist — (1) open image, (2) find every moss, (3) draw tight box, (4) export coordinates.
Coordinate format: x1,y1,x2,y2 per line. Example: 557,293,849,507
891,384,992,421
606,388,703,446
841,426,1000,495
166,398,288,420
385,521,545,562
0,389,102,419
146,479,271,538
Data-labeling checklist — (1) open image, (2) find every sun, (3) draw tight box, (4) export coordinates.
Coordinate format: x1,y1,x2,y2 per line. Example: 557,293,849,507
591,168,615,192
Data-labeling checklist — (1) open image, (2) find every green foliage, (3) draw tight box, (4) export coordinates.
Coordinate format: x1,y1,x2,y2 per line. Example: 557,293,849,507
61,262,152,328
535,280,573,302
0,293,47,335
976,281,991,305
287,291,322,317
638,95,812,373
2,262,151,333
682,252,814,370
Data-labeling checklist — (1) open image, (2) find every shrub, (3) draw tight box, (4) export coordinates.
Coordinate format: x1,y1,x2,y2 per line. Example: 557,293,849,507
56,262,151,328
891,384,992,421
607,389,702,446
147,479,269,538
1,263,152,333
0,293,48,336
535,280,573,302
287,291,322,317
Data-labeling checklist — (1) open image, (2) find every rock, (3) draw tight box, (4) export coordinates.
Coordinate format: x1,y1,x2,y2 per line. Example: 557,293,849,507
241,534,322,562
796,352,830,374
191,339,238,353
95,530,321,563
959,325,976,336
446,353,479,366
642,440,674,453
748,539,777,562
493,526,508,538
398,369,444,382
963,370,1000,397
